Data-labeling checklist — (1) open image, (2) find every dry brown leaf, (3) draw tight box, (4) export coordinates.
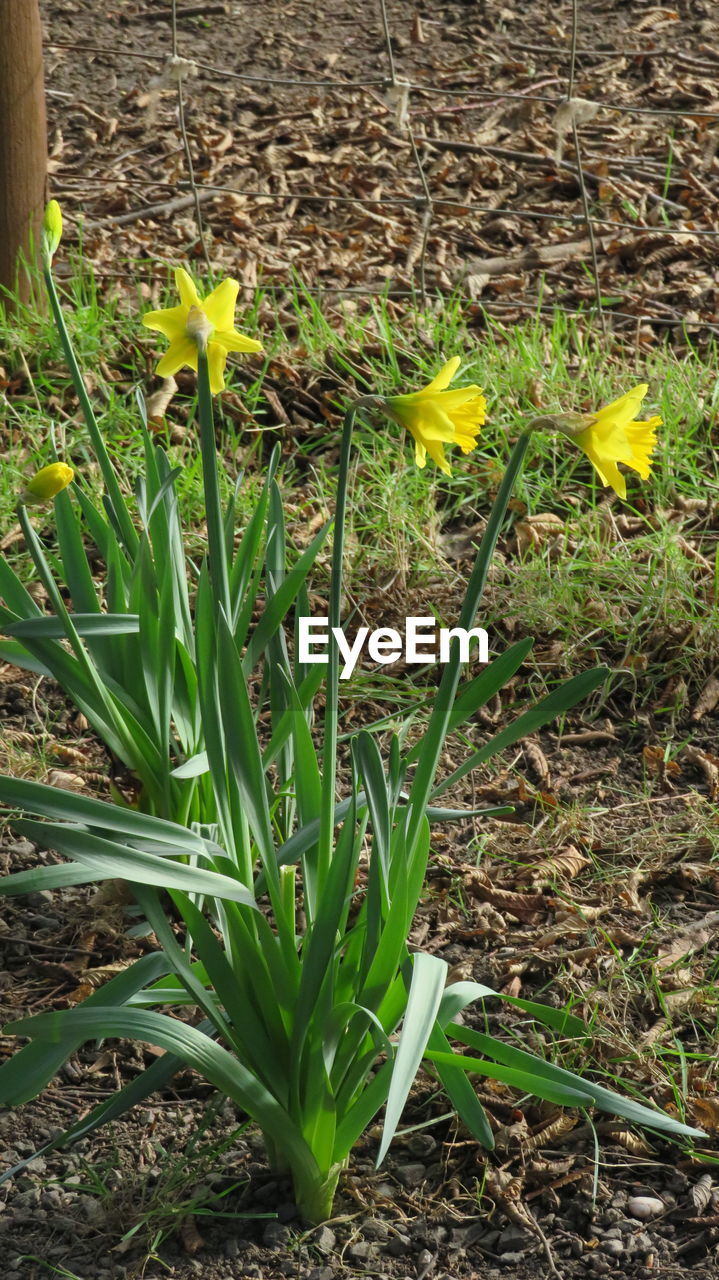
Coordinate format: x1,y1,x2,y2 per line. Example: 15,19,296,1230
681,745,719,798
522,844,590,884
516,512,565,554
465,869,548,924
45,769,86,791
525,1113,578,1151
596,1127,654,1157
145,375,178,422
523,740,551,787
656,912,719,970
180,1216,205,1255
691,675,719,721
690,1101,719,1136
687,1171,714,1216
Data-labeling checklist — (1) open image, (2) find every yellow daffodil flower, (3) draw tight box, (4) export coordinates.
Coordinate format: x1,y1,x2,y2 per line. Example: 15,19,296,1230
20,462,74,506
383,356,486,475
42,200,63,259
142,267,262,395
547,384,661,499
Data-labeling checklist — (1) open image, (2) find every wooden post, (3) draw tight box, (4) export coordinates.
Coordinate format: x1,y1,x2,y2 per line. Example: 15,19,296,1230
0,0,48,309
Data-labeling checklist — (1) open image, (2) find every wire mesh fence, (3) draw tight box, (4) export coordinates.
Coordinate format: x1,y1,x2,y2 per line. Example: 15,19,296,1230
43,0,719,335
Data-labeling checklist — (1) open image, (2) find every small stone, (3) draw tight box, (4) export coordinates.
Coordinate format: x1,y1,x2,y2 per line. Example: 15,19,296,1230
407,1133,437,1157
223,1237,239,1258
588,1258,611,1275
601,1209,623,1225
349,1241,377,1262
361,1218,389,1241
313,1225,336,1256
627,1196,665,1219
307,1269,334,1280
28,914,61,930
498,1224,534,1253
601,1239,625,1257
277,1201,298,1223
262,1220,291,1248
633,1232,652,1253
374,1181,395,1198
8,839,37,858
396,1161,426,1188
387,1233,412,1256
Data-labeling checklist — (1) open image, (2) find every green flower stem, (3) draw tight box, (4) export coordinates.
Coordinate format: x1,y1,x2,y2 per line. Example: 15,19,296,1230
43,264,139,558
317,397,382,884
196,351,231,617
403,430,531,856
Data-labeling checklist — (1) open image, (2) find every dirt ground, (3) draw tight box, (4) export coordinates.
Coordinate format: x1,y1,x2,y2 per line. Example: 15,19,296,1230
41,0,719,335
1,2,719,1278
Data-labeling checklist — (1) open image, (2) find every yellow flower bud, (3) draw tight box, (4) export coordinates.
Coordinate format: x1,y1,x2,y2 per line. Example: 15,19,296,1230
42,200,63,259
21,462,74,506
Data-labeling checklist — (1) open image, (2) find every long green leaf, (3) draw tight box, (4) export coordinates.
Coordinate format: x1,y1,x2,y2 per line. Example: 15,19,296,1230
0,775,209,853
6,1006,319,1181
402,434,530,854
425,1050,594,1107
5,614,141,639
377,953,448,1165
448,1024,704,1138
0,952,171,1105
9,819,257,908
241,524,330,673
432,667,609,798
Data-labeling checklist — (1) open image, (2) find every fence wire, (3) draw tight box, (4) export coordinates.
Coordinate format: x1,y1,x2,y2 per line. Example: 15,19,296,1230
43,0,719,334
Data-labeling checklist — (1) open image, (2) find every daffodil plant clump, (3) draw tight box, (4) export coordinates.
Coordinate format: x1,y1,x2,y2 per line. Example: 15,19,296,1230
0,203,699,1223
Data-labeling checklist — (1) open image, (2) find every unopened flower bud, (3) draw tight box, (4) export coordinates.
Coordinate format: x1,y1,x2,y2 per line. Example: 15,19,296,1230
21,462,74,506
42,200,63,259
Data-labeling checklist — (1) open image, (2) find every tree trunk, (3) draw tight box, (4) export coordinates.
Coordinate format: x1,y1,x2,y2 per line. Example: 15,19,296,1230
0,0,48,310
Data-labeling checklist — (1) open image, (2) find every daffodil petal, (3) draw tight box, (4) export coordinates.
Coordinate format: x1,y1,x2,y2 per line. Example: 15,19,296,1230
142,304,189,340
422,356,461,395
203,278,240,331
593,383,649,427
211,327,263,354
207,342,229,394
157,336,198,378
414,439,427,468
175,268,200,309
